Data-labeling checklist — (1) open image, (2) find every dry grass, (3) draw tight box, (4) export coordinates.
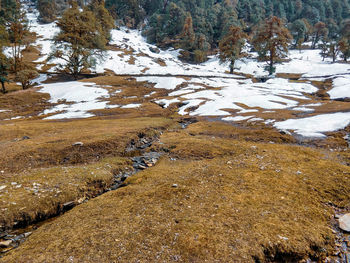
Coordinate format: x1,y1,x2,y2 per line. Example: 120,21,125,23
0,156,131,231
2,122,350,262
21,46,41,63
0,88,51,119
0,116,175,232
181,120,296,144
0,117,173,173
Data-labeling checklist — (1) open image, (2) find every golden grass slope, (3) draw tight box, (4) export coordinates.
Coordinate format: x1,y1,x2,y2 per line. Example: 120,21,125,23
2,122,350,262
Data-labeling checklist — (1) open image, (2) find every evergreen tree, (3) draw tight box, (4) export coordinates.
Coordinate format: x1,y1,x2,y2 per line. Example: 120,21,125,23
339,38,350,61
37,0,57,23
0,25,9,93
253,16,292,75
319,37,329,61
219,26,248,74
87,0,115,43
50,1,110,78
290,19,307,48
178,14,196,61
15,64,39,90
179,14,195,51
0,0,17,26
6,1,30,72
338,19,350,61
311,22,328,49
327,41,340,62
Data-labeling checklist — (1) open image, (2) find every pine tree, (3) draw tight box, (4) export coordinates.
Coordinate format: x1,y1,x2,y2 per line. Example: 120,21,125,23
179,14,195,51
311,22,328,49
15,63,39,90
37,0,57,23
178,14,196,62
253,16,292,75
219,25,248,74
338,38,350,61
327,41,340,62
87,0,114,43
50,1,110,78
6,1,30,73
319,37,329,61
338,20,350,62
290,19,307,48
0,25,9,93
0,0,16,26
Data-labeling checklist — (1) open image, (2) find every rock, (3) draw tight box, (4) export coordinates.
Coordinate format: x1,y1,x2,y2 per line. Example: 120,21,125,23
172,184,178,188
137,164,147,170
0,240,12,248
0,185,7,191
149,47,160,53
72,142,84,146
24,232,32,238
77,197,86,204
339,213,350,232
62,201,75,210
280,130,291,135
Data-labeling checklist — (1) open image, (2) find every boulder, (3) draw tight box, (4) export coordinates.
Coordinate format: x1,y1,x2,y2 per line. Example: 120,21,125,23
339,213,350,232
0,240,12,248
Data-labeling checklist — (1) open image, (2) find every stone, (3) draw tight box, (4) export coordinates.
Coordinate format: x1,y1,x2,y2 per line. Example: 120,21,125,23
24,232,32,238
172,184,178,188
279,130,291,135
138,164,147,170
63,201,75,210
339,213,350,232
0,240,12,247
0,185,6,191
72,142,84,146
149,47,160,53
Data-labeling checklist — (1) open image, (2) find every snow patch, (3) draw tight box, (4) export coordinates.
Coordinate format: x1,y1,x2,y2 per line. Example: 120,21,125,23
120,104,141,109
223,116,253,122
328,76,350,99
40,81,118,119
274,112,350,138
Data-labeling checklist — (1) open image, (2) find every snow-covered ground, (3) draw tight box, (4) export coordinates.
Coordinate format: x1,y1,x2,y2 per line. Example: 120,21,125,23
5,8,349,138
274,112,350,138
40,81,119,119
235,49,350,78
328,75,350,100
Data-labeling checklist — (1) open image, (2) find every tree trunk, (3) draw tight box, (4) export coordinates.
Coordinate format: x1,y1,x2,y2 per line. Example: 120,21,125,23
269,53,274,75
0,81,6,94
230,60,234,74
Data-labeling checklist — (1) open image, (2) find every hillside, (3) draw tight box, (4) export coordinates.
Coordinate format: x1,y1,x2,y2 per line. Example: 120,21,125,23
0,0,350,262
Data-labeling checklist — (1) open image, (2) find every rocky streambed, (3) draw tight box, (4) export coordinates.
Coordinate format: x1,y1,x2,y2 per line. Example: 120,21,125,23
0,136,165,256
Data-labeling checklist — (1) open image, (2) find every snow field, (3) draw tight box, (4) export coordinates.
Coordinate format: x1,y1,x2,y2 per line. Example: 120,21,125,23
15,8,350,138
